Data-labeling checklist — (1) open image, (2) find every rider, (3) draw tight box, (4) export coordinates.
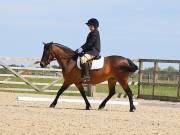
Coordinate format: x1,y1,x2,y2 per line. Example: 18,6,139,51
76,18,101,82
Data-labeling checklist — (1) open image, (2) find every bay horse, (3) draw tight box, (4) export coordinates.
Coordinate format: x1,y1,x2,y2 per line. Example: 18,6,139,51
40,42,138,112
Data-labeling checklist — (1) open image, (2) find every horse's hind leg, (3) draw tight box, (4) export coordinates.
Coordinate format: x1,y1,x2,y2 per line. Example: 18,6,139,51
98,78,117,110
118,75,136,112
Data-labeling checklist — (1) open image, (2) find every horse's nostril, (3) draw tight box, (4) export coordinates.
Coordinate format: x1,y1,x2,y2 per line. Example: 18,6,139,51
40,62,44,67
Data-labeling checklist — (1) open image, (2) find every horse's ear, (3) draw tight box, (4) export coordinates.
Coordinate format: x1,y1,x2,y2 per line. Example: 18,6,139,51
43,42,46,45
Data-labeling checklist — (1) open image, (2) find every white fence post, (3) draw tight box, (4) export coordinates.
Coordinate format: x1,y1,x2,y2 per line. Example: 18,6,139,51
86,85,96,97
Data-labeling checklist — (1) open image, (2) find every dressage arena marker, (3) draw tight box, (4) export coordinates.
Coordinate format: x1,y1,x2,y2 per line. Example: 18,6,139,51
17,96,138,106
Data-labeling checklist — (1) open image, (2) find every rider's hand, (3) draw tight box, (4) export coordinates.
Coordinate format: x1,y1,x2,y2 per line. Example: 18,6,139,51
78,47,83,53
75,47,83,54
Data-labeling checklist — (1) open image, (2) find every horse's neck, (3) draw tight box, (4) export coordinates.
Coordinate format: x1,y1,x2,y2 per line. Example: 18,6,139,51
55,49,76,74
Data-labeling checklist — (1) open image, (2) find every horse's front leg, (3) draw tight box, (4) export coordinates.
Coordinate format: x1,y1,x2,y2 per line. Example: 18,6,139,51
75,83,91,110
50,82,70,108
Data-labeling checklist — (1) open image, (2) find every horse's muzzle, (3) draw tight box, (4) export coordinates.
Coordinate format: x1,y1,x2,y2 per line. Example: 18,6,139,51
40,61,45,68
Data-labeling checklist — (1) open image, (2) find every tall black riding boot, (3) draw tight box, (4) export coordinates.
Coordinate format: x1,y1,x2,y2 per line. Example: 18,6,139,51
80,63,90,83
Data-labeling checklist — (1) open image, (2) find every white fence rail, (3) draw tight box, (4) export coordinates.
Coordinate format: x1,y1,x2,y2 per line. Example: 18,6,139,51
0,56,81,95
0,56,138,96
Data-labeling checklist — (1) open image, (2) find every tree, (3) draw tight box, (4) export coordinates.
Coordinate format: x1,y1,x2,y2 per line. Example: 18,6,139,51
9,64,20,67
162,66,177,72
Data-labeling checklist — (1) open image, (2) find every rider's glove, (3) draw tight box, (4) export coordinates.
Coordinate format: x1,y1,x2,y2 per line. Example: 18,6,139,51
76,47,83,53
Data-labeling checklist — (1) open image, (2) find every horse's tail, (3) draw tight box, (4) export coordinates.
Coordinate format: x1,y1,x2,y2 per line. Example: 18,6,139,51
119,59,138,73
127,59,138,72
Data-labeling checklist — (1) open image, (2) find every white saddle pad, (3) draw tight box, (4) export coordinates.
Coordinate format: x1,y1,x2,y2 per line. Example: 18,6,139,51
77,57,104,70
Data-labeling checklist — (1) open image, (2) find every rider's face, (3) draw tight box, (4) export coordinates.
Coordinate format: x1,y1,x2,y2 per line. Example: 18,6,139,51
88,25,95,32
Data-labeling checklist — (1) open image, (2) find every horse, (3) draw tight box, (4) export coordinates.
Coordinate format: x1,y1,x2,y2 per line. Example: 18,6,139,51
40,42,138,112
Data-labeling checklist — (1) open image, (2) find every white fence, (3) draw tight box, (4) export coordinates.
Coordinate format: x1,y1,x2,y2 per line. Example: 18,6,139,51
0,56,81,95
0,56,138,96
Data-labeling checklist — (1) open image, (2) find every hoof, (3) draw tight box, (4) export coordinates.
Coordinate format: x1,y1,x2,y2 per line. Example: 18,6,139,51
129,109,135,112
98,104,105,110
86,105,91,110
129,106,136,112
50,104,56,108
86,107,91,110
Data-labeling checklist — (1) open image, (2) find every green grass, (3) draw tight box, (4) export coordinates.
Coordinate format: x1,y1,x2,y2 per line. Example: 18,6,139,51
0,84,79,91
1,77,64,83
140,85,178,97
141,85,177,97
0,85,178,97
0,76,179,98
96,84,178,97
96,84,124,93
0,90,80,96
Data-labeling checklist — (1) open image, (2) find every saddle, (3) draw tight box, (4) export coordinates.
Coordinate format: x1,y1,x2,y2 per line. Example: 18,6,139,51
77,56,104,70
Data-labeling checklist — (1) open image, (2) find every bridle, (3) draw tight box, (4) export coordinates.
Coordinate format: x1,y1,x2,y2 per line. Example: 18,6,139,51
41,44,55,65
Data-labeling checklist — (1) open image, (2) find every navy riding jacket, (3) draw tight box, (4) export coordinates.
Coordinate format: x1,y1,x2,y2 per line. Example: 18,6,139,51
81,30,101,56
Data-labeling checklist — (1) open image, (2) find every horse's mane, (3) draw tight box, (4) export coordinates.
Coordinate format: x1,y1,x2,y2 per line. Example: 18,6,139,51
48,42,75,55
46,42,77,60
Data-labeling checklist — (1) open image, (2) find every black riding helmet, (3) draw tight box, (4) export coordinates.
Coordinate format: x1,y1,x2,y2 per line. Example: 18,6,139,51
86,18,99,28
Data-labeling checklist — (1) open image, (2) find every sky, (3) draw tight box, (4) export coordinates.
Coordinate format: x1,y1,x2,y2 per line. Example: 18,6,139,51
0,0,180,61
